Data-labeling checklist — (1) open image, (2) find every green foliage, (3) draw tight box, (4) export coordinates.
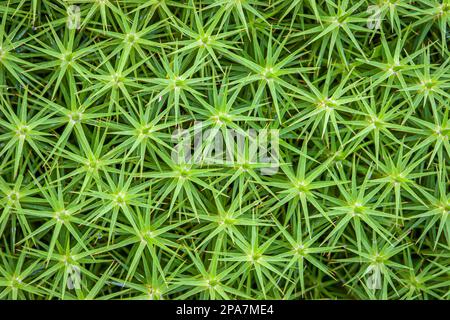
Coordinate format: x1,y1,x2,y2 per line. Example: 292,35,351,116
0,0,449,300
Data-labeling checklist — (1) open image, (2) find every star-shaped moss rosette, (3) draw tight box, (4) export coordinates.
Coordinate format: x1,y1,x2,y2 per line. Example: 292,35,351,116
0,0,449,300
